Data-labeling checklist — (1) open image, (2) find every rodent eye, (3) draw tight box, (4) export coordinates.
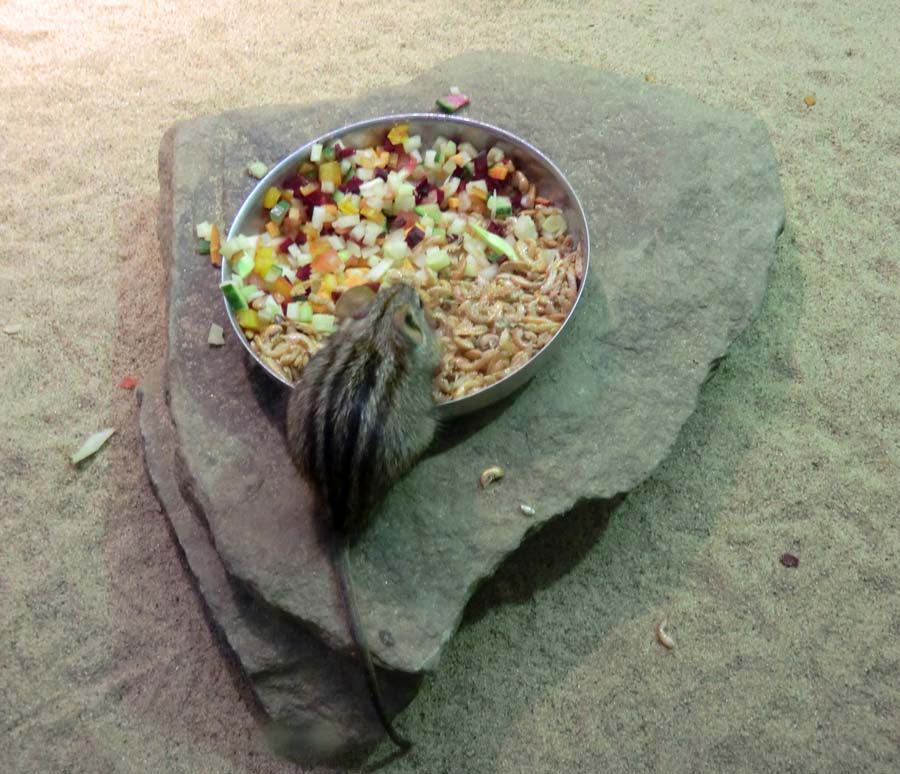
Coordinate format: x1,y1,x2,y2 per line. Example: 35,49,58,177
405,311,421,332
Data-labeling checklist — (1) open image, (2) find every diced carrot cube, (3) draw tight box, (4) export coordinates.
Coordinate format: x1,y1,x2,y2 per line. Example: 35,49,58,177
270,276,293,298
311,250,341,274
209,224,221,267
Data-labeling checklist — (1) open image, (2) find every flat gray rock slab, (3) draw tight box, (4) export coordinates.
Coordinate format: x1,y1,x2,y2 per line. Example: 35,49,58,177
137,363,418,757
158,51,784,675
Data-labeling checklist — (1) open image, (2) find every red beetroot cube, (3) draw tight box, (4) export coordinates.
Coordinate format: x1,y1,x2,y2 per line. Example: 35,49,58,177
405,226,425,247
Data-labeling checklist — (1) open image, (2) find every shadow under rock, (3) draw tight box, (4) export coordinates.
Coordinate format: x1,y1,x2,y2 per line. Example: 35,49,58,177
427,378,532,458
245,353,291,432
462,494,626,627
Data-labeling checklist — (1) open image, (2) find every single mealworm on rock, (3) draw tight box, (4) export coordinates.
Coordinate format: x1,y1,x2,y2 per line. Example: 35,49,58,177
479,466,504,488
656,619,675,650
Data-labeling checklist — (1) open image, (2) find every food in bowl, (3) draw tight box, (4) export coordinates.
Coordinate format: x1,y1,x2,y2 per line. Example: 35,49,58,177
219,123,585,403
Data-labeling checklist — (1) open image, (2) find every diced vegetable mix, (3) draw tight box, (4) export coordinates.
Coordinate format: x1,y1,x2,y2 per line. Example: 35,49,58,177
221,123,583,400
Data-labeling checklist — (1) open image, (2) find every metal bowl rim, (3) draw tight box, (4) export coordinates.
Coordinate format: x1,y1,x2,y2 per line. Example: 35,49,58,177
222,112,591,415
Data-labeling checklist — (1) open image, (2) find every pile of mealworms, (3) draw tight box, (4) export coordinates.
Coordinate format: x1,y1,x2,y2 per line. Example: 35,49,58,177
421,205,583,402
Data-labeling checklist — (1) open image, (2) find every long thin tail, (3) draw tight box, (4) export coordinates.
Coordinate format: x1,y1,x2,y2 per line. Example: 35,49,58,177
335,546,412,751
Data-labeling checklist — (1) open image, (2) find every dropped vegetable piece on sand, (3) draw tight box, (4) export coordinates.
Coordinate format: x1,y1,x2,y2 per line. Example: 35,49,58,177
209,223,221,267
804,94,816,107
780,552,800,568
436,92,470,113
119,376,138,390
247,160,269,179
71,428,115,465
208,323,225,346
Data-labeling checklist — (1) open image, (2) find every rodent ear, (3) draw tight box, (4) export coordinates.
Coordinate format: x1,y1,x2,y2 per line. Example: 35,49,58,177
392,304,424,346
334,285,377,320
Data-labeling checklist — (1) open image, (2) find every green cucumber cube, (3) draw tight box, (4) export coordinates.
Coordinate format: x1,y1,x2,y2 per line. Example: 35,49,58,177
220,281,248,311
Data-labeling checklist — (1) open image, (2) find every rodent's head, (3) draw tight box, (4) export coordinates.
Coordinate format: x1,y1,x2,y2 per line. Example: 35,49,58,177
380,283,442,374
337,282,442,373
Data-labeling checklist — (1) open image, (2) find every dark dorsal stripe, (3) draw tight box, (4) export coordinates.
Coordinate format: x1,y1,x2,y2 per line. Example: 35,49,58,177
321,341,358,518
333,349,381,529
303,342,339,479
355,343,407,515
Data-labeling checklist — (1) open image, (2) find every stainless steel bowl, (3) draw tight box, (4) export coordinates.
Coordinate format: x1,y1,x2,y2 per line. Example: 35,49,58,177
224,113,590,419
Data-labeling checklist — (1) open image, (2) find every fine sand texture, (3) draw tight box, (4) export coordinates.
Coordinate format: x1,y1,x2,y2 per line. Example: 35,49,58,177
2,2,898,773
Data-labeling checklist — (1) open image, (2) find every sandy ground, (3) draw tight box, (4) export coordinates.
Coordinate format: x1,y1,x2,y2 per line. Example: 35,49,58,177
2,1,899,772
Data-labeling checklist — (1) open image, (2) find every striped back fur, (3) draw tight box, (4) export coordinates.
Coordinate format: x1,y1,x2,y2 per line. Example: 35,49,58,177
286,283,441,535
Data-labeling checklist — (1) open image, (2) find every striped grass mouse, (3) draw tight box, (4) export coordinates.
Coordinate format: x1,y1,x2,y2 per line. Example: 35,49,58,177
285,282,441,752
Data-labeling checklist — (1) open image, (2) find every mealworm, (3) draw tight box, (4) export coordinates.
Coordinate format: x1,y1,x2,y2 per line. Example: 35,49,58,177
479,466,504,488
656,620,675,650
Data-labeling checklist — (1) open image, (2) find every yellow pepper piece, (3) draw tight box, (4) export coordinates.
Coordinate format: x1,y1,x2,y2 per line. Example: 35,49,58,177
302,224,319,241
262,186,281,209
318,161,342,186
360,206,385,225
387,124,409,144
468,186,488,202
236,308,261,331
375,151,390,168
253,246,275,276
447,197,460,209
338,197,358,215
319,273,338,294
265,221,280,237
280,189,294,201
